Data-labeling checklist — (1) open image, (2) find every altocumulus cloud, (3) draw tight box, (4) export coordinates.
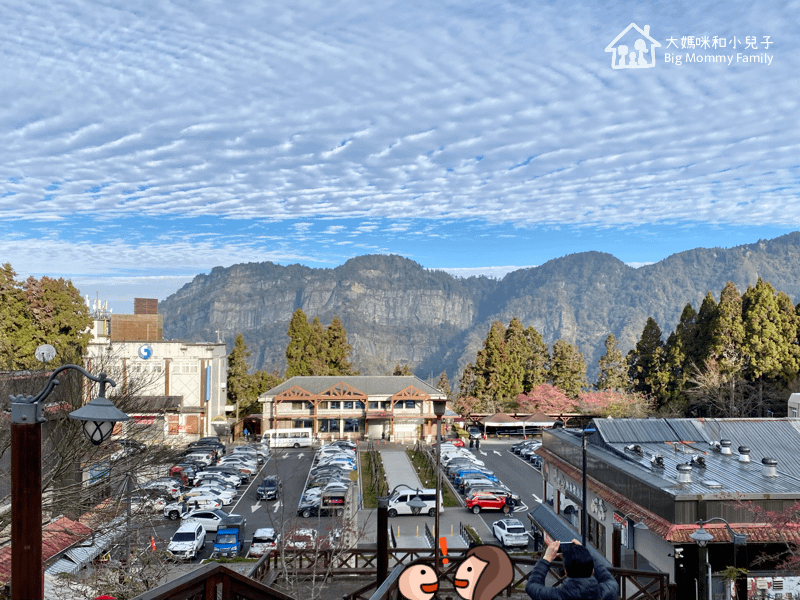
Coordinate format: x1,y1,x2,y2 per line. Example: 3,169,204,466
0,0,796,230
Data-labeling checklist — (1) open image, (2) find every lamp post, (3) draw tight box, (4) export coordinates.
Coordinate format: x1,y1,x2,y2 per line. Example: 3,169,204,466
431,398,447,573
376,485,428,584
612,513,649,568
690,518,747,600
581,423,596,546
10,363,128,600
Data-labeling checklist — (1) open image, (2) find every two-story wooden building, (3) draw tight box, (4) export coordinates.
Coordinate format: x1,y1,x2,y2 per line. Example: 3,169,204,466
258,376,449,441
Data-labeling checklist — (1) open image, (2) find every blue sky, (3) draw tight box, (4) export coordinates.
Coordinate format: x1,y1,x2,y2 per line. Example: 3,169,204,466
1,0,797,315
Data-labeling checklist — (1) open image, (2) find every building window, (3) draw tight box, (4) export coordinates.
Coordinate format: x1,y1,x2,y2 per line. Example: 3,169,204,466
318,419,340,433
293,419,313,428
343,401,353,409
369,401,380,410
329,401,340,410
404,400,416,409
356,401,365,409
344,418,361,432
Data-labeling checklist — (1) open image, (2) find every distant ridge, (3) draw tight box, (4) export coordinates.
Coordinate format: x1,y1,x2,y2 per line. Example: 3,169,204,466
160,232,799,383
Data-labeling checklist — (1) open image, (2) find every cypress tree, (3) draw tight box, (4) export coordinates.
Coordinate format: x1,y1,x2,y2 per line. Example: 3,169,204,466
549,339,587,400
285,309,313,377
523,325,550,391
628,317,668,406
595,333,628,391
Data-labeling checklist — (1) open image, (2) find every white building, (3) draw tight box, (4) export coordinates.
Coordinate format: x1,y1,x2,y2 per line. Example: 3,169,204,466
84,298,228,443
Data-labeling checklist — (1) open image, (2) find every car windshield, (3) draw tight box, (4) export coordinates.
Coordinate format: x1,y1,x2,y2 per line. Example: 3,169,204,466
172,532,196,542
253,536,275,544
216,534,237,544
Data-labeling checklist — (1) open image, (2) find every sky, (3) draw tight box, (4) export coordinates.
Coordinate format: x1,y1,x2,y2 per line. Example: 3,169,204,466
1,0,797,315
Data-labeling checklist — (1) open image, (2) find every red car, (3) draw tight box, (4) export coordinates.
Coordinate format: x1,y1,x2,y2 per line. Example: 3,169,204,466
465,492,510,514
433,439,465,448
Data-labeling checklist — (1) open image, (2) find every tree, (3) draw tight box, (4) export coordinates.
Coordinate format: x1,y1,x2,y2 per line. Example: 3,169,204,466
742,279,800,415
706,282,746,414
285,309,314,378
393,364,412,375
0,263,35,369
227,334,252,418
325,316,355,375
471,321,510,410
503,317,530,399
595,333,628,391
436,371,453,401
548,339,587,400
523,325,550,390
516,384,579,417
661,303,701,413
628,317,668,407
579,390,651,418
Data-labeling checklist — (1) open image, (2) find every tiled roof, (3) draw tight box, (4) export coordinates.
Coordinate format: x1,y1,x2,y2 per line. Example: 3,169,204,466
261,375,445,398
0,516,94,585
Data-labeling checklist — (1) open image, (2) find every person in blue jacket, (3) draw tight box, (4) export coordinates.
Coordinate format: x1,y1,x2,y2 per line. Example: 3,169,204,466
526,538,619,600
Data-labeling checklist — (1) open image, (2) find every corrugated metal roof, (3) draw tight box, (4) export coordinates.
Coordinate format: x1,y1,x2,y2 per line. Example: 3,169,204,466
261,376,444,397
593,418,709,443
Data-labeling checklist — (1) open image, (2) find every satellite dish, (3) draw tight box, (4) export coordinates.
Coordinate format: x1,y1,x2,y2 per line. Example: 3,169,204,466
35,344,57,364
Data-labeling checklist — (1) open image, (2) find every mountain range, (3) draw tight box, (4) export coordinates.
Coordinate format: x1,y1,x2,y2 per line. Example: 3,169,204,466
159,232,800,385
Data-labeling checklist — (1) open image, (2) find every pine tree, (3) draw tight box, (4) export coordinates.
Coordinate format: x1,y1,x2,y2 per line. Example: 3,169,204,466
227,334,253,419
742,279,800,414
694,292,718,367
473,320,509,409
393,364,412,376
523,325,550,391
595,333,628,391
503,317,530,399
549,339,587,400
285,309,313,377
706,282,746,413
436,371,453,401
324,316,355,375
628,317,668,406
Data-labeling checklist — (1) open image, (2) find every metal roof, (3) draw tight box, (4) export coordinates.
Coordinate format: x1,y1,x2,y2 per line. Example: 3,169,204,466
261,375,445,398
591,418,800,497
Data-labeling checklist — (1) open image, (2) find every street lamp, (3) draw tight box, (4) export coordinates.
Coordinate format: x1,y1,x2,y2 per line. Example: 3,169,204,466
10,363,128,600
581,423,597,546
431,397,447,573
690,518,747,600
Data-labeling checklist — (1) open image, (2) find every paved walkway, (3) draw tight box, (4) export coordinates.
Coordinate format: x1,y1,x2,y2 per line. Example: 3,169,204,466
365,444,490,551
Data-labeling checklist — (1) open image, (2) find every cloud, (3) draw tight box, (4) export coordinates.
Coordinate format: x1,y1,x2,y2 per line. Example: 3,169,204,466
0,0,795,232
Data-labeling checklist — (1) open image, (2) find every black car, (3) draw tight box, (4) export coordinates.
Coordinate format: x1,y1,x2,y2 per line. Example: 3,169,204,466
256,476,282,501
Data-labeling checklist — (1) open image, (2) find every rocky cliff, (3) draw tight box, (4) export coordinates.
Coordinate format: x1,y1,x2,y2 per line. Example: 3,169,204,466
159,233,799,384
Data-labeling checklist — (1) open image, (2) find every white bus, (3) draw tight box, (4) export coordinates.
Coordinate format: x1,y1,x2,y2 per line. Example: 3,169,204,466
261,427,313,448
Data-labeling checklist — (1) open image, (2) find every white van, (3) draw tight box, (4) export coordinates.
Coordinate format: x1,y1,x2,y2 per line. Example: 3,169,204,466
387,488,443,517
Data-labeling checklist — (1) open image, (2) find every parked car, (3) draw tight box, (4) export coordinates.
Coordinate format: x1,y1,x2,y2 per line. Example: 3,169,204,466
468,427,482,439
194,484,236,505
283,528,317,550
167,522,206,561
256,476,282,501
465,492,510,514
434,438,465,448
181,508,230,532
164,495,221,519
141,477,184,499
247,527,279,558
492,518,528,548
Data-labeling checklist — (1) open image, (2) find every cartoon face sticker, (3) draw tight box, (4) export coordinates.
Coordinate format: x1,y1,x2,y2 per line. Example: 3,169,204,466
454,545,514,600
454,554,489,600
398,563,439,600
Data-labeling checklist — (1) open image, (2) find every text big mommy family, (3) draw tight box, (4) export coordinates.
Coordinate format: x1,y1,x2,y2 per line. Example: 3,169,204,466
664,52,773,66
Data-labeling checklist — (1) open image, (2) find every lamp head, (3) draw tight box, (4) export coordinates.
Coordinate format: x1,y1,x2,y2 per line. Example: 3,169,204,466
69,378,129,445
690,525,714,547
432,398,447,417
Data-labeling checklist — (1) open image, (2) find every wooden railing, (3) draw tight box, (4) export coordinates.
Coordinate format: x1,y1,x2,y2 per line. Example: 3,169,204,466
132,547,670,600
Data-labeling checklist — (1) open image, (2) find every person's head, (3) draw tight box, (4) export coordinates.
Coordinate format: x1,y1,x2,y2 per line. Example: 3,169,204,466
562,543,594,578
454,545,513,600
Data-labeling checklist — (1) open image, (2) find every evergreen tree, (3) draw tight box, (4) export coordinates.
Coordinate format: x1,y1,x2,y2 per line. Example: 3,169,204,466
549,339,587,400
457,362,480,403
523,325,550,391
595,333,628,391
0,263,37,369
285,309,314,377
742,279,800,414
393,364,412,376
227,334,253,419
324,316,354,375
436,371,453,401
694,292,718,367
473,320,509,409
706,282,746,413
503,317,530,399
628,317,668,406
307,316,328,375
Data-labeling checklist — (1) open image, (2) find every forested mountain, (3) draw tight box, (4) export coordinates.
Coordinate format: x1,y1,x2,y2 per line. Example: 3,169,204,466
159,233,799,384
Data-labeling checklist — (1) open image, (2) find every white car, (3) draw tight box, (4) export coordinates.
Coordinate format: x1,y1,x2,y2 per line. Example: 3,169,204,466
167,522,206,561
194,485,236,505
164,496,222,520
194,471,241,488
247,527,279,558
492,518,529,548
181,508,230,532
